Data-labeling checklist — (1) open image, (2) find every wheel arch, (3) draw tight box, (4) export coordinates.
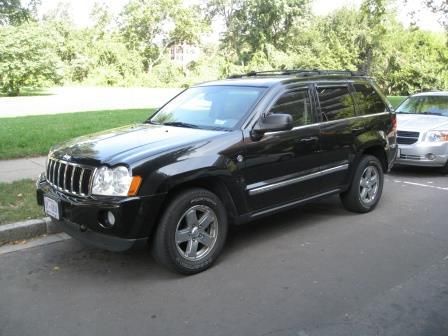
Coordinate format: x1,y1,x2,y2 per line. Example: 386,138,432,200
148,176,240,241
361,145,388,172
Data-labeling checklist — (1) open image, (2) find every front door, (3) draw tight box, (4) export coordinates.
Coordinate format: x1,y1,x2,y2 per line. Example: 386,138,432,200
241,86,322,212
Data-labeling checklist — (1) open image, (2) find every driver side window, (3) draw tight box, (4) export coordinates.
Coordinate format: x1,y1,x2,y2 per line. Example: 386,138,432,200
269,89,312,127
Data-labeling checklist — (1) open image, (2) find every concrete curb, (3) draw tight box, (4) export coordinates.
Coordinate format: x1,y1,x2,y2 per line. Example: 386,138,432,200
0,217,62,244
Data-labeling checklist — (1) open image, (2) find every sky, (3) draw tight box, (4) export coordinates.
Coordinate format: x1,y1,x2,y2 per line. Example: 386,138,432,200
37,0,444,32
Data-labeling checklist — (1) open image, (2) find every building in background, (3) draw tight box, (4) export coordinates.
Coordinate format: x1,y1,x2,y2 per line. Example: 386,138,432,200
170,43,200,66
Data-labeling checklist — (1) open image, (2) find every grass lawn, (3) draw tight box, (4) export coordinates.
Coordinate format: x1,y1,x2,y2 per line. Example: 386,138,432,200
0,179,43,225
388,96,407,109
0,108,154,160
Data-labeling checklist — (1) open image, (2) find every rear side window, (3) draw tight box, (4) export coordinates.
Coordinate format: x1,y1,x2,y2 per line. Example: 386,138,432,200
317,86,355,121
353,83,387,115
269,89,313,127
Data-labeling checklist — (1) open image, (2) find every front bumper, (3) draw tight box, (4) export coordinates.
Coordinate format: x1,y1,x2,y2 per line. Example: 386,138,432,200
395,142,448,167
56,219,147,252
36,176,166,251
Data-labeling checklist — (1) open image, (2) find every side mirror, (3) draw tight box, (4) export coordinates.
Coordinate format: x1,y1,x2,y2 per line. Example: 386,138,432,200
251,113,293,139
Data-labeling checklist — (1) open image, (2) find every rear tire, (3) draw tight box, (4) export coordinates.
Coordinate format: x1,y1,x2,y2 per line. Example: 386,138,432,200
340,155,384,213
152,188,228,275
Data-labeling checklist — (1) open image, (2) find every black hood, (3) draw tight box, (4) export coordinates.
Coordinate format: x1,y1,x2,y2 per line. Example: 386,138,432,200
50,123,227,166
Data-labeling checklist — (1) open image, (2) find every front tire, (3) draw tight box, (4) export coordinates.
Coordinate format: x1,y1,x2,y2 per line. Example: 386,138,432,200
340,155,384,213
152,188,228,275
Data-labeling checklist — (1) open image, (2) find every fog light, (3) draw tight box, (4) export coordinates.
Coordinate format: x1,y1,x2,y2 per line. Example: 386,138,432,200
426,153,436,160
99,210,116,228
107,211,116,226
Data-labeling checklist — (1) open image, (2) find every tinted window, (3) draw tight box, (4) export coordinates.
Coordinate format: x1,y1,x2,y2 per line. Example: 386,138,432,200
353,83,387,115
269,90,312,127
317,86,355,121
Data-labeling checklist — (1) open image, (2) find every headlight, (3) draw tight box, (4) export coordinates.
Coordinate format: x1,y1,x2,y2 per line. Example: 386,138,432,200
92,166,141,196
424,131,448,143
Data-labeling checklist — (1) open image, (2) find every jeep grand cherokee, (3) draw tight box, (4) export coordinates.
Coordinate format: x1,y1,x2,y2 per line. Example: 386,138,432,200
37,70,397,274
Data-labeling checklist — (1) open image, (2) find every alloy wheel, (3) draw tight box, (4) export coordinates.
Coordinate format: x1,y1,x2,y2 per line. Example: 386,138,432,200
175,205,218,261
359,165,379,205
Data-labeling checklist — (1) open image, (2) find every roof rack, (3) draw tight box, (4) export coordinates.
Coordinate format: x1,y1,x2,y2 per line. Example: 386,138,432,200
228,69,366,79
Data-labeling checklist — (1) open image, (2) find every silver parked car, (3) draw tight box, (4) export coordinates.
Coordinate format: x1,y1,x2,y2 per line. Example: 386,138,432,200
395,92,448,173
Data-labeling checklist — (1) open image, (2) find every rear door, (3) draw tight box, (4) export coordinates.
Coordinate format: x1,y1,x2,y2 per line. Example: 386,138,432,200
315,83,357,192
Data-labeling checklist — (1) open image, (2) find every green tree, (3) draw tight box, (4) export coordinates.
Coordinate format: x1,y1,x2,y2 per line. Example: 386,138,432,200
290,7,362,70
226,0,310,64
0,23,62,95
356,0,388,74
377,27,448,94
0,0,39,25
205,0,243,62
120,0,206,72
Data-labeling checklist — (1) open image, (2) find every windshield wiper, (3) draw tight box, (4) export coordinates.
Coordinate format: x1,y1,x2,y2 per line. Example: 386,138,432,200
421,111,443,116
146,120,161,125
163,121,200,129
396,111,444,116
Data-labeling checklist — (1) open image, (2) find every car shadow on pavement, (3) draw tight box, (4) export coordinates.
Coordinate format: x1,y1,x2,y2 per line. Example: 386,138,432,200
21,195,356,281
222,195,355,260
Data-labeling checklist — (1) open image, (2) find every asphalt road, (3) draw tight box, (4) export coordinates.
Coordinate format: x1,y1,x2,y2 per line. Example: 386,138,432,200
1,167,448,336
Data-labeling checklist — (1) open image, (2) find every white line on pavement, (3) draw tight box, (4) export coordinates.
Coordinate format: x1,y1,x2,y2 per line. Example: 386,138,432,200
392,179,448,192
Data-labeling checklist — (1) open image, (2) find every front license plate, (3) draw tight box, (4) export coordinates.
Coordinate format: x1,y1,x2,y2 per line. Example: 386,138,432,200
397,147,401,158
44,196,60,220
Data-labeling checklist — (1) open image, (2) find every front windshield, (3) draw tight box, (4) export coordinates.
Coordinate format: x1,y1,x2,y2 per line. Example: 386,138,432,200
150,85,265,130
396,95,448,117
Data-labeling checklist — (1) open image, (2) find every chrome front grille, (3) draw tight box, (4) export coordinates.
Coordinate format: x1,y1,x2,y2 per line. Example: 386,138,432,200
400,154,423,161
46,158,95,197
397,131,420,145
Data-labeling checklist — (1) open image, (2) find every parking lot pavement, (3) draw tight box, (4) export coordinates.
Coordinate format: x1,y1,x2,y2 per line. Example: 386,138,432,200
1,167,448,336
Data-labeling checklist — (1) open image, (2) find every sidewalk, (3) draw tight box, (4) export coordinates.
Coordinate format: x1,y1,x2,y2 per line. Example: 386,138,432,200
0,156,46,183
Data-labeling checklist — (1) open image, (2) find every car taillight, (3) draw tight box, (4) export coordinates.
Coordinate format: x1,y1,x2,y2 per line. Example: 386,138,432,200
391,114,397,132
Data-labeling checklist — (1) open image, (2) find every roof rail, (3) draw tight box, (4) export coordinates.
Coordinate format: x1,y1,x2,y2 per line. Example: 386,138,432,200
228,69,366,79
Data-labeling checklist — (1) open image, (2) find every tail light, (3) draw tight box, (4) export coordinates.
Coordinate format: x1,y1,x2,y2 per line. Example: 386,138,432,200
391,114,397,132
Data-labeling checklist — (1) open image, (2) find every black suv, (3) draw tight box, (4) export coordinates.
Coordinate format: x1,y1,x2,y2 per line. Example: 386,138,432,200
36,70,397,274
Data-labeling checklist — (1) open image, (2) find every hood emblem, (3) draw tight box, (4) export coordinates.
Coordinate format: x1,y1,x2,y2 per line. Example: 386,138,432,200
62,154,71,161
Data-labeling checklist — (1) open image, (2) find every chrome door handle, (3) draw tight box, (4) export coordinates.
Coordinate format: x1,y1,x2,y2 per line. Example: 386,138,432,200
299,137,318,143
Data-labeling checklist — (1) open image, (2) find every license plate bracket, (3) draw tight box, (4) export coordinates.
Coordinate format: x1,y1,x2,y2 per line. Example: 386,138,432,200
44,196,61,220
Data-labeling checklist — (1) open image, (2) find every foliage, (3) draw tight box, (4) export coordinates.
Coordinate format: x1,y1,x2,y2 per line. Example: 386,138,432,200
219,0,310,65
120,0,206,71
0,0,447,96
377,28,448,94
0,0,39,25
356,0,388,74
0,23,62,96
